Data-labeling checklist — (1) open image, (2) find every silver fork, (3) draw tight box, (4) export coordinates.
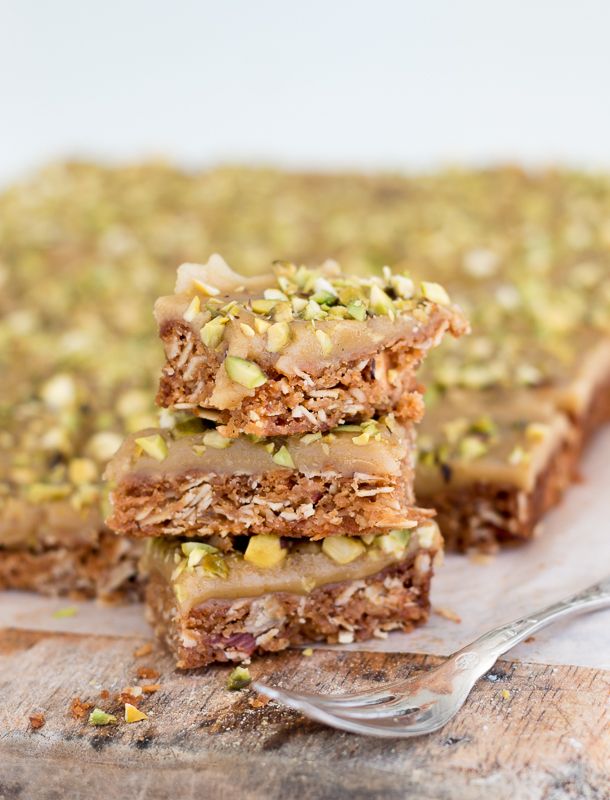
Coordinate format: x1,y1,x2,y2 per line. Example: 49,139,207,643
254,575,610,738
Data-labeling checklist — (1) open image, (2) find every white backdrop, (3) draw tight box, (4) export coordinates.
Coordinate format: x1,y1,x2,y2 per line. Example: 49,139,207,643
2,0,610,186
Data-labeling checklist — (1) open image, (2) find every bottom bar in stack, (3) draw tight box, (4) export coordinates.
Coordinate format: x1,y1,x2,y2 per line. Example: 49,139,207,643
142,523,441,668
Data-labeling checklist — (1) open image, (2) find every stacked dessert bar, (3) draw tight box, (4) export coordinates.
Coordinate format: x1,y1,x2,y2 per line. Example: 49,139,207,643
106,256,467,667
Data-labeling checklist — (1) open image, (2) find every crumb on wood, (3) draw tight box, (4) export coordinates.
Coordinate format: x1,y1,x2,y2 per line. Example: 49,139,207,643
117,686,144,706
133,643,154,659
524,636,536,643
468,552,496,565
69,697,93,720
433,606,462,624
141,683,161,694
29,712,45,730
501,689,511,700
136,665,160,681
249,695,270,709
100,689,110,700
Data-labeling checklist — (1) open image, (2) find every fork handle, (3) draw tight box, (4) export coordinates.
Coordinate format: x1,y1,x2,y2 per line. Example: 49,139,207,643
456,574,610,666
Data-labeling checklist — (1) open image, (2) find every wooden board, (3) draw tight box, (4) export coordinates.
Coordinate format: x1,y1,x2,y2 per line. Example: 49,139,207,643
0,628,608,800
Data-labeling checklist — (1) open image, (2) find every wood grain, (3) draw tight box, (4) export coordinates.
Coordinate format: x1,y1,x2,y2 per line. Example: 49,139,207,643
0,628,608,800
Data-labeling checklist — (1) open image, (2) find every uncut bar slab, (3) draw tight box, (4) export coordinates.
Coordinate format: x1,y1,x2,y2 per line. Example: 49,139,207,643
106,418,431,540
0,499,142,601
154,256,467,437
143,523,442,668
417,334,610,553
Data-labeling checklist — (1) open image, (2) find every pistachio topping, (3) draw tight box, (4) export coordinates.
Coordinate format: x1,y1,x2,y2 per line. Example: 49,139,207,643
183,295,201,322
125,703,148,723
89,708,117,726
322,536,366,564
271,445,295,468
224,356,268,389
227,666,252,691
202,430,232,449
244,534,287,568
315,329,333,356
421,281,451,305
135,434,168,462
267,321,291,352
200,316,228,349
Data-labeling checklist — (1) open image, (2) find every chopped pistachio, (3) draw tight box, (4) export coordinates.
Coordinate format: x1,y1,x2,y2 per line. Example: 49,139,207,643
124,703,148,723
181,541,218,558
224,356,268,389
239,322,255,338
417,523,438,549
458,436,488,461
315,329,333,355
508,445,530,465
201,553,229,578
272,445,295,468
369,284,395,317
193,278,220,297
291,296,308,313
135,434,168,462
202,429,232,449
421,281,450,305
192,444,206,456
244,535,287,568
263,442,275,453
300,432,322,445
376,529,411,557
525,422,549,442
272,301,294,322
174,417,205,437
89,708,117,726
302,648,314,657
253,317,271,335
267,321,291,352
264,288,288,301
331,424,362,433
226,666,252,691
302,299,327,320
27,482,71,503
351,430,371,445
391,274,415,299
52,606,78,619
68,458,98,485
251,298,277,315
200,316,228,349
183,295,201,322
322,536,365,564
345,299,367,321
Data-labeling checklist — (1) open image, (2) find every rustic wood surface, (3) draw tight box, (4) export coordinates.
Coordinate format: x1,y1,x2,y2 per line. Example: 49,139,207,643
0,628,608,800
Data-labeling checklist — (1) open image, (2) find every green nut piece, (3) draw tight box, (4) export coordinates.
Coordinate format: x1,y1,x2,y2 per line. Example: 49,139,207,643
267,321,291,352
251,298,277,315
202,429,232,449
315,329,333,355
421,281,450,305
224,356,268,389
322,536,366,564
272,445,295,468
253,317,271,334
201,552,229,579
346,299,367,321
302,299,327,320
458,435,488,461
226,666,252,691
200,316,228,348
376,528,411,557
244,534,287,568
369,284,395,317
135,434,168,462
89,708,117,726
264,288,288,301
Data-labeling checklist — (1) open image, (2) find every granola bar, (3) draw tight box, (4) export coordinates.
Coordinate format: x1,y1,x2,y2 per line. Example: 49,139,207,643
142,521,442,668
106,416,431,541
154,257,467,437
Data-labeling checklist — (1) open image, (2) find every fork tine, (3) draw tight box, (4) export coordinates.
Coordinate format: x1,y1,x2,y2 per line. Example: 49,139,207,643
254,680,409,708
254,682,446,738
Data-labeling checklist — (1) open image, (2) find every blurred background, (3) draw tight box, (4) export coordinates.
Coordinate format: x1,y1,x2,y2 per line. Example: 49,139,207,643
2,0,610,184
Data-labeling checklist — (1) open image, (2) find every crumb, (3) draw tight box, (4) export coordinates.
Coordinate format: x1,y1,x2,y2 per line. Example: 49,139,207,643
433,606,462,624
117,686,144,706
69,697,93,720
124,703,148,723
469,552,496,565
141,683,161,694
29,712,45,730
501,689,511,700
136,666,160,680
52,606,78,619
524,636,535,643
249,695,270,709
133,643,153,659
100,689,110,700
302,648,314,657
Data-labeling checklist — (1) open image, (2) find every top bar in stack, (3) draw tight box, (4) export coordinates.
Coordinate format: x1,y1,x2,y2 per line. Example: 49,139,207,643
154,256,468,437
